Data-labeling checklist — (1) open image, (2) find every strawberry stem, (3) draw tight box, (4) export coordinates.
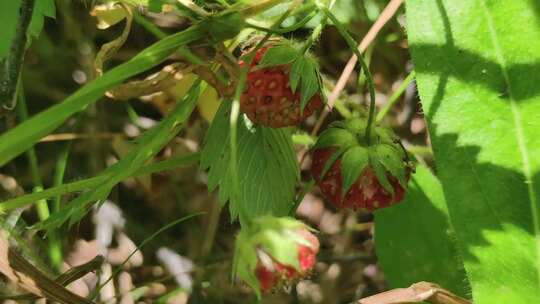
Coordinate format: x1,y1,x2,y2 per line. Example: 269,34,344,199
245,7,317,34
300,17,327,54
321,8,377,145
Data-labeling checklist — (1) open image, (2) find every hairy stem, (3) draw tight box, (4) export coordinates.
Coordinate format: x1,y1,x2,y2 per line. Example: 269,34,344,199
0,0,35,111
322,8,377,145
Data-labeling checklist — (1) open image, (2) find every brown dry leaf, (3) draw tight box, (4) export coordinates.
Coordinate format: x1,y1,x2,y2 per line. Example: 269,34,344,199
357,282,472,304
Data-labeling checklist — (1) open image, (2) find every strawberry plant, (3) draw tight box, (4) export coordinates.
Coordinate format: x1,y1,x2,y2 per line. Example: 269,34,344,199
0,0,538,303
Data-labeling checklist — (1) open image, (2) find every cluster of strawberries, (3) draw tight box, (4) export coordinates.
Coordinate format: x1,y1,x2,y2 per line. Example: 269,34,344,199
235,46,411,294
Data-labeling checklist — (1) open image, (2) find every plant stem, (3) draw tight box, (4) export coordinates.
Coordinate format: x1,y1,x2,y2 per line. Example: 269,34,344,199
322,8,377,145
16,88,63,270
245,8,317,34
132,13,167,39
300,19,326,54
376,71,416,123
300,1,337,54
50,141,71,272
16,90,49,220
239,0,291,17
1,0,36,111
289,179,315,216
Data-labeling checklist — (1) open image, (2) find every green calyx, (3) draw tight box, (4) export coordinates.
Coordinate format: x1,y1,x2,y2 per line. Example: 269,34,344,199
232,216,312,298
253,40,324,114
313,118,411,197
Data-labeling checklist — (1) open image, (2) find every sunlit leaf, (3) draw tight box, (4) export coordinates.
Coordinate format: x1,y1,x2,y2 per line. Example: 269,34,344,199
408,0,540,302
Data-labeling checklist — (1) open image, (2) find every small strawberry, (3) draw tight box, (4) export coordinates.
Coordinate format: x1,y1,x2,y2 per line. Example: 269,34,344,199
233,217,319,296
239,45,323,128
254,227,319,292
311,118,412,210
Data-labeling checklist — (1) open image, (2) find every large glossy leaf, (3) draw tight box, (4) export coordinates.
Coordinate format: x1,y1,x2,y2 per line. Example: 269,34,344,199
374,165,470,297
200,102,299,224
407,0,540,302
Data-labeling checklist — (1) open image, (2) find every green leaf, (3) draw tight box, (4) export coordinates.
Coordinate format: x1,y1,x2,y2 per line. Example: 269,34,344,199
0,25,206,167
32,83,201,231
289,56,303,93
0,0,55,59
369,148,393,195
319,146,348,181
257,44,299,68
289,56,321,112
28,0,55,39
374,165,470,297
200,102,299,223
340,146,368,196
407,0,540,302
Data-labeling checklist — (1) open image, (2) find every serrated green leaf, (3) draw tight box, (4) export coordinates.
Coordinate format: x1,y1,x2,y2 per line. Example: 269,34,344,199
257,44,299,69
299,57,320,113
374,165,470,298
313,127,357,149
289,56,321,113
200,102,299,223
340,146,369,196
407,0,540,302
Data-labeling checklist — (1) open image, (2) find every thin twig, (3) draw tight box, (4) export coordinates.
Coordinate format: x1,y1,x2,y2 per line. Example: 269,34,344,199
311,0,404,136
0,0,36,112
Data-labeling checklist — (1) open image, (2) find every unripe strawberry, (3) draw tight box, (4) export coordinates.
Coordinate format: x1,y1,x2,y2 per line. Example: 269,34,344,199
239,46,322,128
311,118,412,210
233,217,319,296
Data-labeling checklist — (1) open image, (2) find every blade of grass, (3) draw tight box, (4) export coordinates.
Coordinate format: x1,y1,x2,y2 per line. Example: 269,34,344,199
0,25,206,167
0,153,200,212
16,88,63,271
376,70,416,123
90,213,203,301
32,82,202,230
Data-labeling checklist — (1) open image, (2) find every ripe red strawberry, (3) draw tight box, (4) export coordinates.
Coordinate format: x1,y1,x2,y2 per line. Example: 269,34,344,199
239,47,322,128
254,228,319,292
311,118,412,210
233,217,319,296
